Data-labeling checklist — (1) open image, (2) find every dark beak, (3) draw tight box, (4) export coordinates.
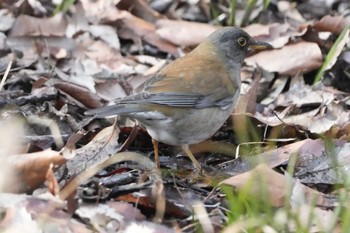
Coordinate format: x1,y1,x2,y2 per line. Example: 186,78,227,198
248,41,272,51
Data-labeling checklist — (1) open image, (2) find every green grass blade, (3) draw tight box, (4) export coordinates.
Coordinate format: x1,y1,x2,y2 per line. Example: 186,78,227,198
227,0,236,26
313,25,350,84
53,0,75,15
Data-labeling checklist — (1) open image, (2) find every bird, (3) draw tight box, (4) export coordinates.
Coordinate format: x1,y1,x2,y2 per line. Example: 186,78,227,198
85,27,272,171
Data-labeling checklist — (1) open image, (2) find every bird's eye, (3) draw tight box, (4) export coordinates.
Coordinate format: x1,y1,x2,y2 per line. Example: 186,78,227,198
237,37,247,47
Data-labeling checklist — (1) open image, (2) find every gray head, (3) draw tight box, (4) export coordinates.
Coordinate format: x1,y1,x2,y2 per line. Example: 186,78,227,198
204,27,272,67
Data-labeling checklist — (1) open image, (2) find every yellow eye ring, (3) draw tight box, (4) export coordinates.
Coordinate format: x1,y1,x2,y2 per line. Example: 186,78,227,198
237,37,247,47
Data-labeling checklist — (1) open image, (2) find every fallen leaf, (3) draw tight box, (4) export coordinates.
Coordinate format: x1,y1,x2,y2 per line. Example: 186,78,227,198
218,139,310,176
66,125,120,176
88,25,121,50
116,10,178,55
245,41,322,75
52,80,103,109
95,79,127,101
156,19,218,46
0,9,15,31
313,15,350,34
2,150,66,193
46,163,60,196
295,139,350,184
220,164,333,207
244,23,307,48
9,13,68,37
277,1,306,23
61,151,154,200
80,0,121,23
117,0,162,23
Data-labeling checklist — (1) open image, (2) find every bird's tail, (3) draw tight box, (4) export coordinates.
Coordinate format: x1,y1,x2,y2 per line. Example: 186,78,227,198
85,104,140,118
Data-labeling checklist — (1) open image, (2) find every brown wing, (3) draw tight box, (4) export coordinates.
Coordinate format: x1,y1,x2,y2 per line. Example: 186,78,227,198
119,42,240,108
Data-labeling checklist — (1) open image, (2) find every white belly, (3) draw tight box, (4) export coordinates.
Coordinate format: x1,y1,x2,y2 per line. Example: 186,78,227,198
134,106,233,146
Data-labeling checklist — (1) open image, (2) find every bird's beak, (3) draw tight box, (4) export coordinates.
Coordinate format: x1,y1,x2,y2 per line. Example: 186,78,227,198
248,41,272,51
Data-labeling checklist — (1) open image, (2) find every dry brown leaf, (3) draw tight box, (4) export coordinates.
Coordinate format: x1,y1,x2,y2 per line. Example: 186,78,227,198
61,152,154,200
80,0,120,23
84,40,121,64
95,80,127,101
313,15,350,34
123,221,176,233
235,69,262,114
6,36,75,64
22,195,91,232
220,164,332,207
75,202,147,231
9,13,67,37
244,23,307,48
66,125,120,176
275,76,335,107
220,164,287,206
277,103,348,134
0,9,15,31
117,0,162,23
53,81,103,109
116,10,178,55
155,19,218,46
245,41,322,75
73,36,134,76
2,150,66,193
277,1,306,23
295,139,350,184
88,25,121,50
219,139,309,175
108,201,146,221
46,163,60,196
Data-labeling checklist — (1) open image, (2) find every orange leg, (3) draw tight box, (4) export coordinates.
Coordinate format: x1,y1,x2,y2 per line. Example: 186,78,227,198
152,139,160,168
182,144,201,171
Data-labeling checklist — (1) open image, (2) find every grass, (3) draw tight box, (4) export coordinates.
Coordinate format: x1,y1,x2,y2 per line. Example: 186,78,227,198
226,0,271,26
313,25,350,84
221,138,350,232
53,0,75,15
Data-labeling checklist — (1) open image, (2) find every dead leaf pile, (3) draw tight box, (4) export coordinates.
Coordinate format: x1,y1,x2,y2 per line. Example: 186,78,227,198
0,0,350,232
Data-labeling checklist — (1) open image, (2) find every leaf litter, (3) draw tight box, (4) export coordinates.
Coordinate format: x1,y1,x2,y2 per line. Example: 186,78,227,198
0,0,350,232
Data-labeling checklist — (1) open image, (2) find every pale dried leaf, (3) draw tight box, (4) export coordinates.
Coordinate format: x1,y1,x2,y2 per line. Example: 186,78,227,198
156,19,218,46
276,82,334,107
289,178,337,232
74,36,136,75
2,150,66,193
220,164,332,207
81,0,121,23
124,221,176,233
218,139,309,175
277,1,306,22
60,152,154,200
46,164,60,196
245,41,322,75
9,13,68,37
116,11,178,55
220,164,288,207
314,15,350,34
66,125,120,176
283,102,349,134
244,23,307,48
96,80,127,101
89,25,121,50
295,139,350,184
0,9,15,31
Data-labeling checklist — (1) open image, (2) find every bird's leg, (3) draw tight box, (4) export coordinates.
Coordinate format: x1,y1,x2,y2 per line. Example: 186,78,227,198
152,139,160,168
181,144,202,171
